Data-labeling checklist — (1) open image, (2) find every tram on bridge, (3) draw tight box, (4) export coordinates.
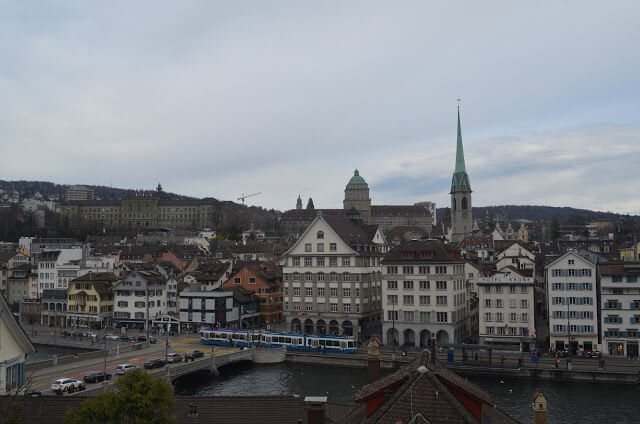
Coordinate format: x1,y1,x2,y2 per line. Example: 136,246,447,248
200,328,357,353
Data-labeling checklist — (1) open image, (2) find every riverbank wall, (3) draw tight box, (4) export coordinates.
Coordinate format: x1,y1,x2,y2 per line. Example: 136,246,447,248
285,352,640,384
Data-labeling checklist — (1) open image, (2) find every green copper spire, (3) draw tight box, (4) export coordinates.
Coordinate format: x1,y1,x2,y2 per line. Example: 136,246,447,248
451,104,471,191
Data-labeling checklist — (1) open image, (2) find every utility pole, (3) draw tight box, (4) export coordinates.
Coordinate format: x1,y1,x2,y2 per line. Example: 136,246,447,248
392,297,396,356
567,301,572,369
146,284,150,342
103,327,108,393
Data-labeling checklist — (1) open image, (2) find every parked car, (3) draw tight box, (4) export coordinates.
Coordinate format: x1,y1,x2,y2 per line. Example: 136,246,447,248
137,335,148,342
144,358,166,369
83,371,112,383
23,389,42,397
166,353,183,363
149,336,157,344
114,364,137,375
51,378,84,392
185,350,204,360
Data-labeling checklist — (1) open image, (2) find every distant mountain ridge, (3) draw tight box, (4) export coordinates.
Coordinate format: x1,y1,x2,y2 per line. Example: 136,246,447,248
437,205,639,225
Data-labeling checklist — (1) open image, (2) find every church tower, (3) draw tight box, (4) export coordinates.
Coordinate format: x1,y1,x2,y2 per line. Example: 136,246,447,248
450,103,472,242
296,195,302,210
344,169,372,224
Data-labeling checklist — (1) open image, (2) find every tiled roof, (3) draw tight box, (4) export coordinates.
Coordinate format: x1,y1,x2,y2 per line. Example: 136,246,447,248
323,215,374,246
600,263,640,276
382,240,463,263
0,396,357,424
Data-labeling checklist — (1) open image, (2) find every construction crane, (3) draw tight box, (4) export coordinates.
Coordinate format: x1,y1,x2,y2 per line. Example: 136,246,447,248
237,192,262,205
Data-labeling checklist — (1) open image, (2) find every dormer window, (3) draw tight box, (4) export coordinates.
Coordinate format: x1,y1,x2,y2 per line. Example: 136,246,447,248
317,231,324,239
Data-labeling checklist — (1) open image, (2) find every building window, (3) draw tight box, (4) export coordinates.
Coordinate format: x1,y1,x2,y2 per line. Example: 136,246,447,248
330,243,337,251
306,304,313,312
343,272,351,282
403,295,414,305
317,244,324,252
402,266,414,274
509,313,517,322
403,281,414,290
306,272,313,281
436,312,448,323
496,313,504,322
419,266,430,274
318,303,325,312
293,272,300,281
342,257,351,266
387,295,398,305
343,288,351,297
293,258,300,267
521,313,529,322
436,281,447,290
318,272,325,281
419,295,430,305
496,299,504,308
331,303,338,312
293,287,300,296
435,266,447,274
248,277,256,284
330,272,338,281
330,287,338,297
329,258,338,267
305,244,312,252
317,231,324,239
520,299,529,308
294,303,301,311
419,281,429,290
387,310,399,321
305,287,313,296
318,287,325,297
387,266,398,274
234,277,241,284
387,281,398,290
305,258,313,266
485,312,492,321
317,257,325,266
436,296,447,305
344,303,351,313
403,311,414,322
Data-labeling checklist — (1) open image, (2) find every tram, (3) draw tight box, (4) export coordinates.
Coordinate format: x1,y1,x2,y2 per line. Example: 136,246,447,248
200,328,357,353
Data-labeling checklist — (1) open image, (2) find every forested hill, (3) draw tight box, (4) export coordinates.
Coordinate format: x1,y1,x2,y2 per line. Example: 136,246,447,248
436,205,639,224
0,180,192,201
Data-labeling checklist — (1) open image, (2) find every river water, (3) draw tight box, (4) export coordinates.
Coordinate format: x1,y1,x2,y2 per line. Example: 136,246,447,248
174,362,640,423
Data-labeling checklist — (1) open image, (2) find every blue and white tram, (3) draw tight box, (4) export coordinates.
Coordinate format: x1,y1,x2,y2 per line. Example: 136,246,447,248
260,332,306,350
306,334,357,353
200,328,261,347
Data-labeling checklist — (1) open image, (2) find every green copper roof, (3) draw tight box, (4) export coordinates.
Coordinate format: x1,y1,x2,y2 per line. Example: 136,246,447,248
451,109,471,191
347,169,368,187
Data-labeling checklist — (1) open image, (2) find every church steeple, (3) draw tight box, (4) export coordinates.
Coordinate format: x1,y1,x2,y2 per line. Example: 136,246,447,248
451,102,471,191
450,100,473,243
296,195,302,210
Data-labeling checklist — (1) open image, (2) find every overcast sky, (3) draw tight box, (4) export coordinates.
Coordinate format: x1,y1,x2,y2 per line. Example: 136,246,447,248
1,1,639,214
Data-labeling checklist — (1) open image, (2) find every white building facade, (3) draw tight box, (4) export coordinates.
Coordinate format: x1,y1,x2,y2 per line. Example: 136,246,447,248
545,250,599,353
478,268,536,351
599,263,640,358
381,240,468,347
282,213,387,341
113,270,168,330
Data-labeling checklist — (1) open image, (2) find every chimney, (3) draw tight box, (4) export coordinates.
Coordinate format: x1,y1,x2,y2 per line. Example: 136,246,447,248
366,336,381,383
532,390,547,424
304,396,327,424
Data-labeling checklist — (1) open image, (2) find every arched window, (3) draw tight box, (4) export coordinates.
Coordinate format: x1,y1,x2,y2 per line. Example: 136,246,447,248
317,231,324,239
461,197,468,210
452,198,457,211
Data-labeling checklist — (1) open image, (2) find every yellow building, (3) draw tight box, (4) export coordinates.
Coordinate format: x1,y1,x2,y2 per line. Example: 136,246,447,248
66,272,118,329
620,243,640,262
60,196,216,230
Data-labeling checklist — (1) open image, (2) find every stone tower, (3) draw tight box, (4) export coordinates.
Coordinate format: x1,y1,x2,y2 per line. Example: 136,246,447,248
450,106,472,242
296,195,302,210
532,390,548,424
343,169,372,224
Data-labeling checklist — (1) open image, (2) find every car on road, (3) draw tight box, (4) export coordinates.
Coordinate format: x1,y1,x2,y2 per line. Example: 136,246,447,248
51,378,84,392
22,389,42,397
115,364,137,375
136,335,157,343
83,371,112,383
166,353,183,363
105,334,120,341
119,335,136,342
185,350,204,360
144,358,166,369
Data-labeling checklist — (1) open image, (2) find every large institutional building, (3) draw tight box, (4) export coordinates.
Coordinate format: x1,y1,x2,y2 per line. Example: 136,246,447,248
61,196,217,230
281,170,435,235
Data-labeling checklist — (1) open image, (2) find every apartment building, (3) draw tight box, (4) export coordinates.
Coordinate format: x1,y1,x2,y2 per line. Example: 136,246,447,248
178,290,235,329
282,212,387,341
112,270,168,330
495,242,536,276
66,272,118,329
545,250,599,353
381,240,468,347
599,263,640,358
222,262,283,327
478,267,536,351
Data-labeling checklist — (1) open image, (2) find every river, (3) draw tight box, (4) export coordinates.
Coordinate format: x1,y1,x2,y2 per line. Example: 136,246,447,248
174,362,640,423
